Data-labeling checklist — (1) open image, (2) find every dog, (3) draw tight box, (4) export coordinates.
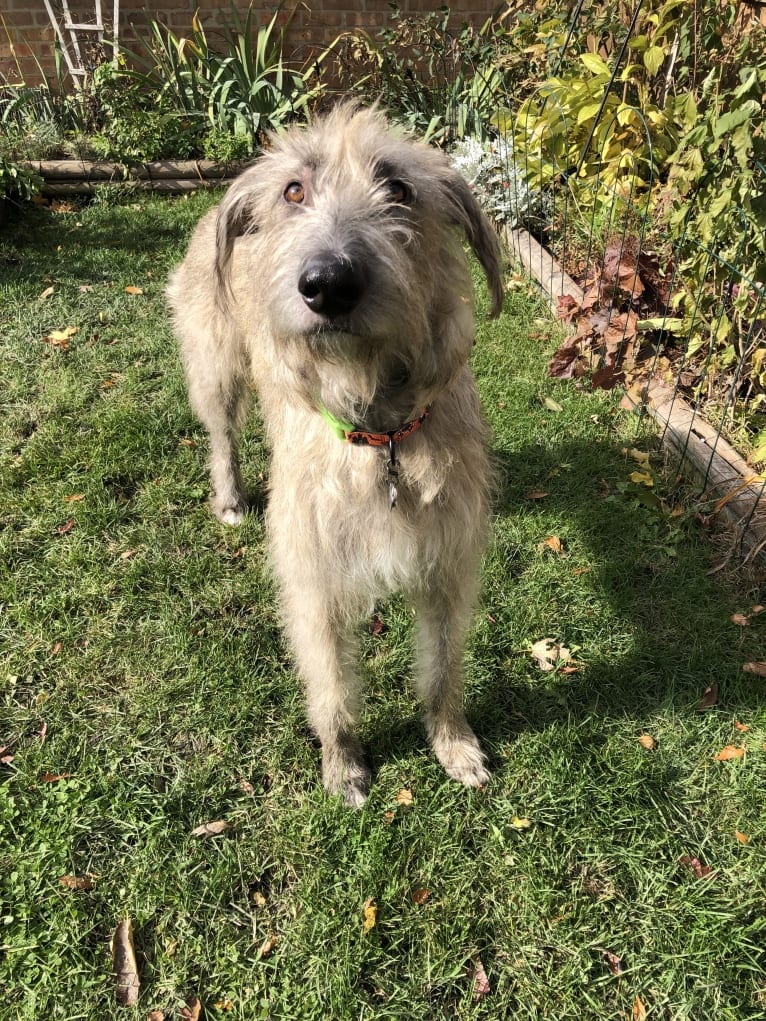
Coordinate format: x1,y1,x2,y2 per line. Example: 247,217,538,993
168,104,504,806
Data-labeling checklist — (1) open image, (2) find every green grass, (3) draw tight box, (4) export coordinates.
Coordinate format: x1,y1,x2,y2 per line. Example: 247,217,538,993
1,194,765,1021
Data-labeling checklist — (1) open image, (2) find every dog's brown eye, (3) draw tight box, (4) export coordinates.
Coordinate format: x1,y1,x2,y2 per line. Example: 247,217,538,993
386,179,411,205
284,182,305,204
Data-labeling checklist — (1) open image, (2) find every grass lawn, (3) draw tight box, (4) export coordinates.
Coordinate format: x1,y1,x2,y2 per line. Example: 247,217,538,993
1,193,765,1021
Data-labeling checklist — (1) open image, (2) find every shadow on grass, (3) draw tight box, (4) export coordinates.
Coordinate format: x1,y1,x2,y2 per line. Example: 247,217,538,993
366,436,765,767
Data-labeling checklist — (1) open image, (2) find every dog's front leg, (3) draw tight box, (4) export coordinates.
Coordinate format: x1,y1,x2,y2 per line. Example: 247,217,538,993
414,584,490,789
281,593,371,808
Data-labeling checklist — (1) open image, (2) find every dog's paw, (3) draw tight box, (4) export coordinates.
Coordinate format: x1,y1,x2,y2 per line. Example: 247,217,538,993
322,746,371,809
212,499,247,526
431,729,490,789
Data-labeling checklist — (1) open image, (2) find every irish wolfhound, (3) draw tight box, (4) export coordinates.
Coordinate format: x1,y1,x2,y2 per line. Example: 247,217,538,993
168,104,503,806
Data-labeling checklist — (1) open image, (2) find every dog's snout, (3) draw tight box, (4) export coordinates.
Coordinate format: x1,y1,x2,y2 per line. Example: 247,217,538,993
298,254,366,318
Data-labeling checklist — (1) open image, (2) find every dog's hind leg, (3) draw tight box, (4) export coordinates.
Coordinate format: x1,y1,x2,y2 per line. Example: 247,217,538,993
413,579,490,789
280,588,371,808
184,354,250,526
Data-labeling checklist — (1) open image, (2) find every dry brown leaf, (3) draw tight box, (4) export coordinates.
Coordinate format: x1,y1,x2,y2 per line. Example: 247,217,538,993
59,874,94,890
538,535,565,554
601,948,626,975
412,888,431,905
42,772,72,782
125,285,144,295
530,638,571,672
112,918,140,1006
179,437,198,447
191,819,229,837
214,998,235,1011
396,788,414,808
257,934,278,957
467,958,491,1001
362,898,377,933
734,721,750,733
731,613,750,626
252,891,267,908
678,854,712,878
524,489,549,500
735,830,750,844
714,745,745,761
43,326,78,348
51,641,63,655
38,285,56,301
180,995,202,1021
0,747,14,765
633,994,648,1020
742,662,766,677
63,493,85,503
146,1011,165,1021
638,734,656,750
56,519,76,536
698,682,719,709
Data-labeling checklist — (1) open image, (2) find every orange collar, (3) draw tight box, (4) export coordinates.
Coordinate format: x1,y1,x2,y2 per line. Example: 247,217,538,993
344,405,432,447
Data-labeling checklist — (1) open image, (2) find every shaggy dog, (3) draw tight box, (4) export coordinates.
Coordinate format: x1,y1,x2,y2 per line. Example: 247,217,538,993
168,105,504,806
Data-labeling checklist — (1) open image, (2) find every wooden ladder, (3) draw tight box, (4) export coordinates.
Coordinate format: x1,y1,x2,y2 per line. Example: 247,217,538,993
42,0,120,84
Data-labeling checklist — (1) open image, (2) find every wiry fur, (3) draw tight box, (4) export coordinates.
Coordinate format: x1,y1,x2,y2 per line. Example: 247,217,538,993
168,105,504,806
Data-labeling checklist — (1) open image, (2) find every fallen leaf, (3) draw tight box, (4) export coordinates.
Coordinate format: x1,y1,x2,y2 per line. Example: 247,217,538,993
42,772,72,782
0,748,14,765
146,1011,165,1021
601,948,626,975
56,519,76,535
638,734,656,750
633,994,648,1020
125,285,144,295
734,721,750,733
112,918,140,1006
369,611,386,636
511,816,532,830
119,549,137,560
714,745,744,761
735,831,750,844
543,396,563,412
530,638,571,672
524,489,549,500
396,788,414,808
538,535,565,554
467,958,491,1001
191,819,229,837
257,934,278,957
179,437,198,448
78,284,94,293
214,999,234,1011
412,888,431,905
629,470,654,487
752,604,764,615
59,874,94,890
63,493,85,503
624,447,650,465
698,682,719,709
51,641,63,655
362,898,377,933
43,326,78,348
252,891,267,908
572,566,591,576
38,721,47,744
731,613,750,626
679,854,712,878
180,995,201,1021
742,662,766,677
39,285,56,300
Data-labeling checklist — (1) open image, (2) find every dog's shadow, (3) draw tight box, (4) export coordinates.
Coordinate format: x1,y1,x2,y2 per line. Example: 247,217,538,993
364,436,765,765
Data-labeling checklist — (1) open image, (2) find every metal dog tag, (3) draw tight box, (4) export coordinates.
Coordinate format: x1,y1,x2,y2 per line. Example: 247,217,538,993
386,436,399,510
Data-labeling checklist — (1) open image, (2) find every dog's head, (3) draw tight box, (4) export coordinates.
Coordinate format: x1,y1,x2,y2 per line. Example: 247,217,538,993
214,104,504,355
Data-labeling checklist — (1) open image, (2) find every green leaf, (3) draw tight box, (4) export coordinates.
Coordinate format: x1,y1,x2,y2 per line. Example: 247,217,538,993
643,46,665,77
713,101,760,140
580,52,610,76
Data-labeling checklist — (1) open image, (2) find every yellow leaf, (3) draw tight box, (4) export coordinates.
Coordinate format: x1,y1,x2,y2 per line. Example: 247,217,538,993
511,816,532,830
213,1000,234,1011
735,830,750,844
257,934,277,958
125,285,144,295
538,535,565,554
633,994,648,1020
638,734,656,750
396,788,414,807
362,898,377,932
623,447,650,465
629,470,654,486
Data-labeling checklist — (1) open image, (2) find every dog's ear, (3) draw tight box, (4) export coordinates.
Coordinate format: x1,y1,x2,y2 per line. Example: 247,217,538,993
444,171,505,318
215,169,260,293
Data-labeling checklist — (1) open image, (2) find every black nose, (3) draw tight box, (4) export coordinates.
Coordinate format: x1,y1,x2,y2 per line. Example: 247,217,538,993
298,253,366,318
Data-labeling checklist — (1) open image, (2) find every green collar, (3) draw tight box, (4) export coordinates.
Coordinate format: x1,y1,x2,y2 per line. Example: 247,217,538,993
318,403,355,441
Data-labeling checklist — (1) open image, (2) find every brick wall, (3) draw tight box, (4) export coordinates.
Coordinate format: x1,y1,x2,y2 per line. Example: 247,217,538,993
1,2,497,86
